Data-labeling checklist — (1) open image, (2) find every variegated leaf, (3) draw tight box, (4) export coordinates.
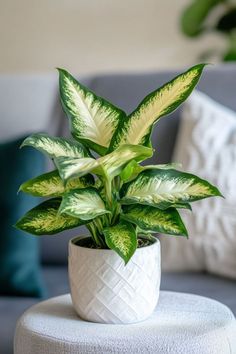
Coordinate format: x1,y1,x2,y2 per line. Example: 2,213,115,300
99,144,152,179
136,228,155,238
120,160,182,182
120,169,222,209
21,133,87,159
103,221,137,264
59,187,110,220
55,145,152,182
121,205,188,236
144,163,182,170
172,203,192,210
55,157,102,181
120,160,139,181
19,170,94,197
15,198,84,235
109,64,206,150
58,68,126,155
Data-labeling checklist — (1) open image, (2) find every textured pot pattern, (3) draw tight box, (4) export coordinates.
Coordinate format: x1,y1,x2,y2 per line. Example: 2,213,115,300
68,236,161,324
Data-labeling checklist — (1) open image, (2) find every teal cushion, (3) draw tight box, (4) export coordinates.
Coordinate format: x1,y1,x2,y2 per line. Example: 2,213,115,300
0,137,45,297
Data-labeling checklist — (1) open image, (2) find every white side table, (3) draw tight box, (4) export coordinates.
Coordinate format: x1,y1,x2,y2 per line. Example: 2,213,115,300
14,291,236,354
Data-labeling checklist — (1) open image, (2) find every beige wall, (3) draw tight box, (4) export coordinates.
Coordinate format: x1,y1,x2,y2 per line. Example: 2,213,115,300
0,0,223,75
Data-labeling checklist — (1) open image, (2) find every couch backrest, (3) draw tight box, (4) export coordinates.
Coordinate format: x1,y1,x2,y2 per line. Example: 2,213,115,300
0,75,58,141
1,65,236,264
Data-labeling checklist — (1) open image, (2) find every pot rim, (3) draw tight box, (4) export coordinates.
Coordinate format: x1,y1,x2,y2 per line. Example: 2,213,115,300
69,235,159,253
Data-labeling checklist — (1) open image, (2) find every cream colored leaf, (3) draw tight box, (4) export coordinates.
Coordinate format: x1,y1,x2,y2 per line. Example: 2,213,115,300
110,64,206,150
15,198,84,235
121,204,188,236
21,133,87,159
59,187,110,220
58,69,126,155
121,169,222,209
19,170,94,197
103,221,137,264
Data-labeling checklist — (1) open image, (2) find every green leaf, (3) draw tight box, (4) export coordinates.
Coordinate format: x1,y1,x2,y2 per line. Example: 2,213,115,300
103,221,137,264
120,169,222,210
21,133,88,159
181,0,222,37
171,203,192,211
120,160,182,182
58,68,126,155
136,227,155,237
99,144,152,179
15,198,84,235
55,157,102,181
55,144,152,182
109,64,206,150
59,187,110,220
19,170,94,197
121,205,188,237
143,163,182,170
120,160,139,181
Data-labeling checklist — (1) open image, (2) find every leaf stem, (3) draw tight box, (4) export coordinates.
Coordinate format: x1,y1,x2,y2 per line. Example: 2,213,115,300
104,178,113,210
86,223,103,247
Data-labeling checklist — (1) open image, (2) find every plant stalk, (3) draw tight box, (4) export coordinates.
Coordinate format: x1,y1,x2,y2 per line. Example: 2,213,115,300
86,223,103,248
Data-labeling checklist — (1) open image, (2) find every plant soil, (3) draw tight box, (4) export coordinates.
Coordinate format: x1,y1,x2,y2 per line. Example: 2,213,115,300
75,236,153,249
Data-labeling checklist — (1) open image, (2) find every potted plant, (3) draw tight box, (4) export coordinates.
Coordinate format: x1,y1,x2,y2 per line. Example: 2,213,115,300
15,64,222,324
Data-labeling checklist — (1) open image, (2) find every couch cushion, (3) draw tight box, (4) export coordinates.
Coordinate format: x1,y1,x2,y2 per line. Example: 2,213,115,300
0,136,45,297
162,272,236,314
0,75,58,141
161,90,236,278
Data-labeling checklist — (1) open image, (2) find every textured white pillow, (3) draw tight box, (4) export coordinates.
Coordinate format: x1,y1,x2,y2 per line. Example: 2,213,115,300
160,90,236,279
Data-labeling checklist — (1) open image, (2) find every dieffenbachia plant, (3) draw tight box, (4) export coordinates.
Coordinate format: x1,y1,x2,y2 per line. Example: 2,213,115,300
15,64,222,264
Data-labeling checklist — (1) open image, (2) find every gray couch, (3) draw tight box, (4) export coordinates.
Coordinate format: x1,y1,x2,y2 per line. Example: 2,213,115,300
1,65,236,354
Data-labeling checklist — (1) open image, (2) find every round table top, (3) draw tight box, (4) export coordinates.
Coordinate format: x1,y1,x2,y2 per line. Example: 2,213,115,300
15,291,236,354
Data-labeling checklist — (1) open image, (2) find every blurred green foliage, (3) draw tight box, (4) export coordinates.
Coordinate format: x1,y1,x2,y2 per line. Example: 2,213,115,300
181,0,236,61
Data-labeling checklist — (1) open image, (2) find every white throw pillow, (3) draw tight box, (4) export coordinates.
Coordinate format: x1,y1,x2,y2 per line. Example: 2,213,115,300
160,91,236,279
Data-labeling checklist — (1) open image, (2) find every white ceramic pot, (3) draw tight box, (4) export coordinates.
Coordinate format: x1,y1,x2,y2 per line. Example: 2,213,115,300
68,236,161,324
